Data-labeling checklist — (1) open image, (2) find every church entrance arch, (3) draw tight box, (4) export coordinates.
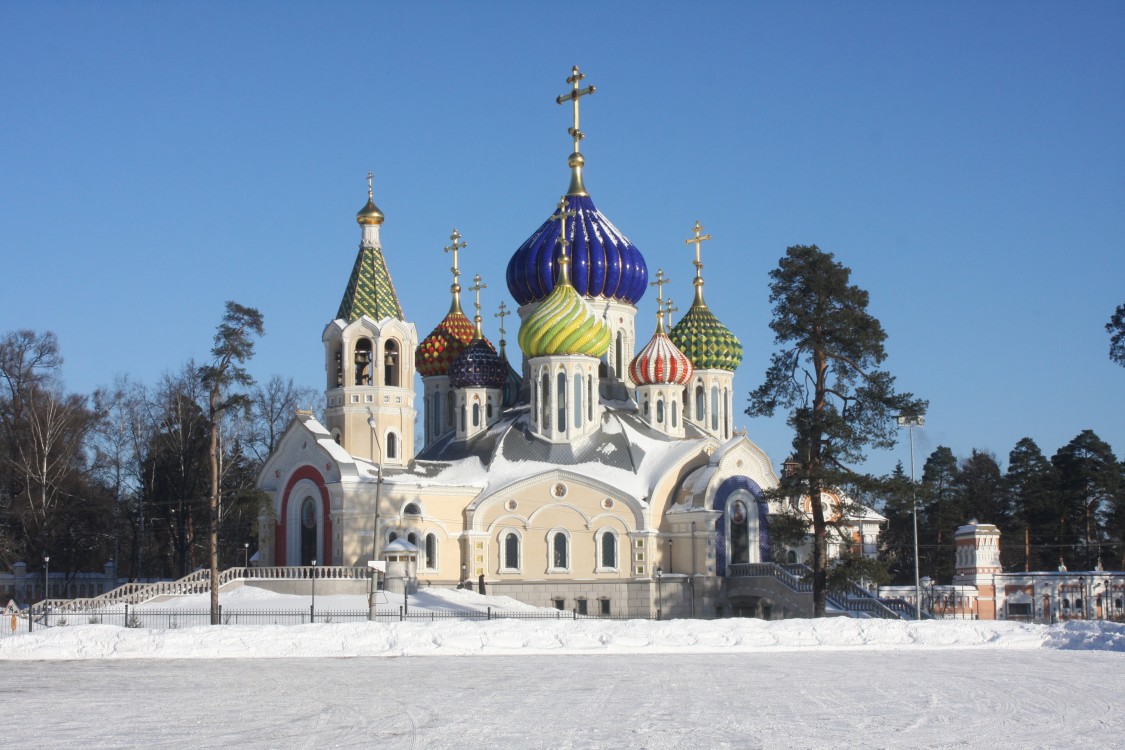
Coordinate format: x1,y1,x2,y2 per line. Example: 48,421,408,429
713,476,769,576
277,466,332,566
300,496,318,565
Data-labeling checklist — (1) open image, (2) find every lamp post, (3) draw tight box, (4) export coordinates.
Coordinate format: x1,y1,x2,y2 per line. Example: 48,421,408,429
897,414,925,620
243,542,249,569
656,566,663,621
367,416,384,565
1079,575,1086,620
1107,578,1114,620
43,554,49,604
310,558,317,623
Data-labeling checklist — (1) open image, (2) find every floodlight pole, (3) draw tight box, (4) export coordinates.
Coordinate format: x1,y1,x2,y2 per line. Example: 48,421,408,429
898,414,924,620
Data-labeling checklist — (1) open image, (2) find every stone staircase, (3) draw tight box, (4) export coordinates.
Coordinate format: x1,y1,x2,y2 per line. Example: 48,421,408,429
727,562,931,620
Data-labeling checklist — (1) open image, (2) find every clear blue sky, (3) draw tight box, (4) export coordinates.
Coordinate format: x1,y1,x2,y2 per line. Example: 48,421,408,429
3,1,1123,476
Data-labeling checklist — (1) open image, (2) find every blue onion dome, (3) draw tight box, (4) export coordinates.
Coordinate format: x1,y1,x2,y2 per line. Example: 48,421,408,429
449,337,506,389
506,194,648,306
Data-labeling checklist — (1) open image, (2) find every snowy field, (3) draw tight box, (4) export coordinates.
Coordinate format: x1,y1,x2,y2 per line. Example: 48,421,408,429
2,588,1124,748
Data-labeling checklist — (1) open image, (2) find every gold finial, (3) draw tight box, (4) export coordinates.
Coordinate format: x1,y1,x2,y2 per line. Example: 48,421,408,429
556,66,596,196
684,221,712,307
469,273,487,340
495,301,510,358
665,298,679,330
444,229,468,314
650,268,670,333
356,172,384,226
549,196,577,286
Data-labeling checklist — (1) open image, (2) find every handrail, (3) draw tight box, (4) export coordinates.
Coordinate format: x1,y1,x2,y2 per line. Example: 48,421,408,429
26,566,372,614
729,562,913,620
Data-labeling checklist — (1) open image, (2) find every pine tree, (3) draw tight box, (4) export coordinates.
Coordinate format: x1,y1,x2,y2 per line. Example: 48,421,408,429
1107,303,1125,367
748,245,926,616
199,302,264,625
876,462,916,584
919,446,959,581
1004,437,1059,572
1052,431,1122,571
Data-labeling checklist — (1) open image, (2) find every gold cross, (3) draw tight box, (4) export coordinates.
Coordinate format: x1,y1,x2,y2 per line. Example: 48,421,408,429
469,274,487,317
550,196,577,268
664,298,679,329
494,301,510,339
684,221,712,276
367,171,374,199
556,65,596,154
444,229,468,282
650,268,669,307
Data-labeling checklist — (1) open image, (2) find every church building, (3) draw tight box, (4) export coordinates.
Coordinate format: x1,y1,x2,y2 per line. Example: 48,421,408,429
257,67,800,617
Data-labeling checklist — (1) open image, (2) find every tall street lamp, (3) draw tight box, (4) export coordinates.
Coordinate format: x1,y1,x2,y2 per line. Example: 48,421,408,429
656,566,663,621
367,416,384,565
43,554,50,604
897,414,924,620
310,558,317,623
243,542,249,569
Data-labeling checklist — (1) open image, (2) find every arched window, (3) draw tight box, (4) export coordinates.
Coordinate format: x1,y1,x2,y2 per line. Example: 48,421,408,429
671,400,678,427
407,532,418,547
386,431,398,459
383,340,400,386
541,373,550,430
472,402,480,427
552,532,569,570
403,503,421,516
711,385,719,430
531,379,538,424
643,398,649,417
573,373,583,429
388,531,398,543
425,533,437,569
724,387,730,437
460,405,466,431
354,339,373,385
334,348,343,387
431,392,441,436
556,372,567,432
695,385,705,421
487,397,493,420
600,531,617,569
656,398,665,424
446,390,455,428
587,375,594,423
615,331,624,378
503,532,520,571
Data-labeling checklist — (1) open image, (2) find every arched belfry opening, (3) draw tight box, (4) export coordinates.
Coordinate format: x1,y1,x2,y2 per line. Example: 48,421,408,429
355,338,373,385
384,339,400,386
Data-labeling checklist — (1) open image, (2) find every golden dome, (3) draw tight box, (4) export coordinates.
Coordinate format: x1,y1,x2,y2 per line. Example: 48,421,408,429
356,197,384,226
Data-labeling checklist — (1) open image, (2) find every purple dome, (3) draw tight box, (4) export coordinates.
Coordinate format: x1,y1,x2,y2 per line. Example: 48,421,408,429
506,194,648,306
449,338,506,389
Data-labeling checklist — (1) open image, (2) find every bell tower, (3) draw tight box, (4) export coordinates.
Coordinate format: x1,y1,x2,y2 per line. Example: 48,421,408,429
323,174,417,465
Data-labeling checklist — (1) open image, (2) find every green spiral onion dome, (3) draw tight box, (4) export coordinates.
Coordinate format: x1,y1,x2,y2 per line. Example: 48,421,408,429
669,305,743,372
518,282,611,359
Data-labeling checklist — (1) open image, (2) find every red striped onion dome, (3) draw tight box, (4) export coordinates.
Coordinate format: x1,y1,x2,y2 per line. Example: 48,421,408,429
416,310,475,377
629,329,693,386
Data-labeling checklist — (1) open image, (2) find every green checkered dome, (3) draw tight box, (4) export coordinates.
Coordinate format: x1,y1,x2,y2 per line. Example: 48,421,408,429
669,302,743,372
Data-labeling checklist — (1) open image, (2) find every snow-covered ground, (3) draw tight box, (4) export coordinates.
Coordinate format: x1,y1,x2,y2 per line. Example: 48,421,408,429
3,588,1124,748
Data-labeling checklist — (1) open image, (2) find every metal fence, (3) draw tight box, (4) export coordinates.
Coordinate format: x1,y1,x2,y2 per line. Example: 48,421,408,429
20,605,658,630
